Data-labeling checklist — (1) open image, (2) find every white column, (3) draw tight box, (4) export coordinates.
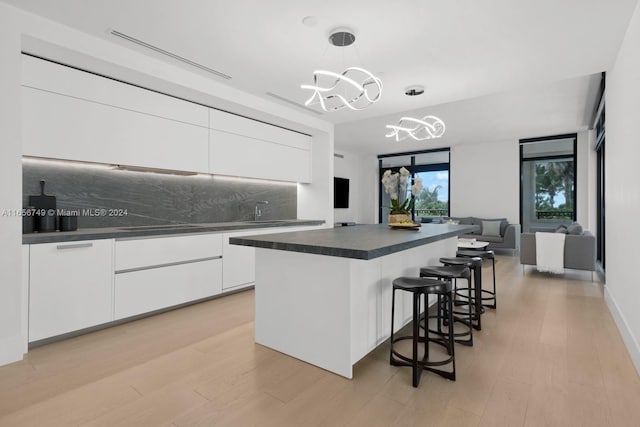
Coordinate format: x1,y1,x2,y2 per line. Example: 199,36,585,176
0,3,26,365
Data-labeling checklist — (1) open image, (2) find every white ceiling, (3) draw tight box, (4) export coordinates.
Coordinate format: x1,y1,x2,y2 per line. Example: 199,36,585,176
3,0,638,154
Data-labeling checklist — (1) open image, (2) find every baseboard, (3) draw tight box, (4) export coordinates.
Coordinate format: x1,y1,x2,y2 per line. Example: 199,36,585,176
604,286,640,375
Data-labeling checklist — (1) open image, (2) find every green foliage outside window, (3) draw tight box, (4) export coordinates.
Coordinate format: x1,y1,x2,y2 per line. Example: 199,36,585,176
535,160,574,219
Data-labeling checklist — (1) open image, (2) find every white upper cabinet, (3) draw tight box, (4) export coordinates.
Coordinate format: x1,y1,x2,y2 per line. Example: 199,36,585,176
20,55,313,181
209,109,312,183
21,55,209,127
22,87,209,172
21,56,209,173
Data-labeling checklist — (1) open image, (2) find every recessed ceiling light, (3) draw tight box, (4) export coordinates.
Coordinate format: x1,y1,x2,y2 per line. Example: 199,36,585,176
405,85,425,96
302,16,318,27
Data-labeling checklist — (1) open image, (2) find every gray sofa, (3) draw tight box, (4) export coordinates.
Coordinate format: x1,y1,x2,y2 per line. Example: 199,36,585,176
520,229,596,271
445,216,521,252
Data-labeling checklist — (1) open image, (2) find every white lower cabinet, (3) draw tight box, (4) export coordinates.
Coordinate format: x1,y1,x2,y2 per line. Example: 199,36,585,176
113,233,223,319
28,239,114,342
26,227,321,342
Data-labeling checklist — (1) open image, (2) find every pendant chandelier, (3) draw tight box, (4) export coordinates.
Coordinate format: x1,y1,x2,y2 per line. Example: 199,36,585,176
301,28,382,112
385,116,446,141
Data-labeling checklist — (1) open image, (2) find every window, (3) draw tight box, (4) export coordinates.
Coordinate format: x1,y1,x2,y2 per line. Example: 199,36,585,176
378,149,450,223
412,167,450,218
520,135,577,233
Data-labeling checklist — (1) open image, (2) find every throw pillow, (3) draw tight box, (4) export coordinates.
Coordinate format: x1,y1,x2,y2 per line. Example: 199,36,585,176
566,222,583,235
476,217,508,235
554,225,568,234
482,220,501,237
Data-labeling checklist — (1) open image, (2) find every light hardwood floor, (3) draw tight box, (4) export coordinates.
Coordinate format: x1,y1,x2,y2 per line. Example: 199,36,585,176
1,255,640,426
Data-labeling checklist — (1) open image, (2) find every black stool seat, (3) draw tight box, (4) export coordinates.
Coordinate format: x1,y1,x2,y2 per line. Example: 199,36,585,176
420,264,473,346
439,256,482,267
390,276,456,387
419,265,470,280
456,249,495,259
456,250,497,309
393,276,452,294
440,256,483,330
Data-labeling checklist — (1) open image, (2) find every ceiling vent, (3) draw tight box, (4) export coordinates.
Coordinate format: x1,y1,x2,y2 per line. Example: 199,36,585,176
265,92,324,115
110,30,231,80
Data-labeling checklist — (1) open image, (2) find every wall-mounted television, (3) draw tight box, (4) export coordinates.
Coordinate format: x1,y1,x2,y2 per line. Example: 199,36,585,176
334,177,349,209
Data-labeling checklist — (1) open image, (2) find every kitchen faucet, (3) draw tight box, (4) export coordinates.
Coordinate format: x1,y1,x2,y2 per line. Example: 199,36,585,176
255,201,269,221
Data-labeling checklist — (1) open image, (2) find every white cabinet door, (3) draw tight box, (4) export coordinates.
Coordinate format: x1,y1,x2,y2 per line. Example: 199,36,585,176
222,231,258,290
209,109,312,183
211,109,310,149
28,240,114,342
22,245,29,353
22,87,209,173
114,259,222,320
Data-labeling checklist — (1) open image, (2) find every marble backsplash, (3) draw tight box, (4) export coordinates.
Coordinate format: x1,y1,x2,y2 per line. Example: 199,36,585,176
23,159,297,228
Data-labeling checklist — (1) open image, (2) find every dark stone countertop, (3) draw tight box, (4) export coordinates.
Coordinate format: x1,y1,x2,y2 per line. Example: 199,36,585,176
22,219,325,244
229,223,475,260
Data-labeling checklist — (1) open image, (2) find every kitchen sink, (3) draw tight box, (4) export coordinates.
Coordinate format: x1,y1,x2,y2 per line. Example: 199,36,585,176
119,224,202,231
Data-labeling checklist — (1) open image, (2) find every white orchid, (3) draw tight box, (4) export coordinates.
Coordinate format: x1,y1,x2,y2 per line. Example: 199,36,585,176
381,168,422,215
411,177,423,197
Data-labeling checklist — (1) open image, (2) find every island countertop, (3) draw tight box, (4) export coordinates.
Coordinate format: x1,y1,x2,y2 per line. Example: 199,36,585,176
230,223,475,260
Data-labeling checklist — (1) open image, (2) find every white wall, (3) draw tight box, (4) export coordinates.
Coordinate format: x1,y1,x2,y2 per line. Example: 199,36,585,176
450,140,520,223
333,151,377,224
0,3,24,365
603,0,640,374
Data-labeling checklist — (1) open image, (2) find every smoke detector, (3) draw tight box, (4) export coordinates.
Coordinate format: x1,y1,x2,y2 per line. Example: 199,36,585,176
405,85,425,96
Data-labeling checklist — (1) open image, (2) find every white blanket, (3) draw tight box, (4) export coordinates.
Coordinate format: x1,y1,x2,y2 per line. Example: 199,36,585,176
535,232,565,274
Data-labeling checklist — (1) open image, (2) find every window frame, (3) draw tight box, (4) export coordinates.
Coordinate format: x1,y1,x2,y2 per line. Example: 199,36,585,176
519,133,578,231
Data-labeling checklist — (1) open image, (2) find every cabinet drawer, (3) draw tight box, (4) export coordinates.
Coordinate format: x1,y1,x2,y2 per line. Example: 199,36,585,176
115,233,222,271
114,258,222,319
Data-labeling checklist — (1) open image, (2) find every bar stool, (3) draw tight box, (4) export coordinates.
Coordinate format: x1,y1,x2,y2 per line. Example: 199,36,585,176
457,249,497,309
419,265,473,346
389,276,456,387
439,256,483,331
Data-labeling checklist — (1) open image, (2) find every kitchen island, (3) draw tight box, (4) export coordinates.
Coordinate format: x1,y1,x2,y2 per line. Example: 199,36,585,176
230,223,474,378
